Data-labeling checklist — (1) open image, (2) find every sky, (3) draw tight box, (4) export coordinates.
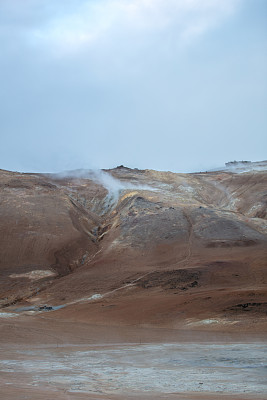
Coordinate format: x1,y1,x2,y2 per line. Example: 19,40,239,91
0,0,266,173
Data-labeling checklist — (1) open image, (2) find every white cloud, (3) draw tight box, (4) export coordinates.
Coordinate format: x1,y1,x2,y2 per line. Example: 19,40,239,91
27,0,241,55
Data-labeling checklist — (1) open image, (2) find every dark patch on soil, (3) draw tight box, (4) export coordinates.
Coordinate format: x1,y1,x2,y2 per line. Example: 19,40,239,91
136,269,200,290
228,302,267,314
206,239,257,248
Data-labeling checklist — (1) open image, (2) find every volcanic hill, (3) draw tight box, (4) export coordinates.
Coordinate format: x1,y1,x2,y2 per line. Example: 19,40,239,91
0,162,267,334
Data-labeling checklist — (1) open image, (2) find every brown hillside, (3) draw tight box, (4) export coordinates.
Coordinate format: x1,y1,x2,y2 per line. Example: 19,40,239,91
0,164,266,333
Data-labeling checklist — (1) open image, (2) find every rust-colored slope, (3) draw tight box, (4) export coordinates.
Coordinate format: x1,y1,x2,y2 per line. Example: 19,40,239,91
0,170,101,306
0,164,266,332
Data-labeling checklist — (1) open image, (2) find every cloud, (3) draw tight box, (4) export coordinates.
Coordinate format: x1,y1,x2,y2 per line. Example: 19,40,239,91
16,0,241,56
0,0,242,85
1,0,266,175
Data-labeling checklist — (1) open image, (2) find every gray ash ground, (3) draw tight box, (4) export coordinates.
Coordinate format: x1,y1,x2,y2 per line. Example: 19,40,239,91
0,342,266,397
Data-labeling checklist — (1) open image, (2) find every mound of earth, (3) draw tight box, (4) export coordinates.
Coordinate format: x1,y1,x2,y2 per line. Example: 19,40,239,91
0,162,266,333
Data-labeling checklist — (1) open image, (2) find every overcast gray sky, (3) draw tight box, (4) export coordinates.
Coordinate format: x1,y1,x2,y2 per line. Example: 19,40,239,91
0,0,266,173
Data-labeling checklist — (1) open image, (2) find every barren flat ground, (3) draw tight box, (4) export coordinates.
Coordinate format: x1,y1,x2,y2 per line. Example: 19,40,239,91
0,315,266,399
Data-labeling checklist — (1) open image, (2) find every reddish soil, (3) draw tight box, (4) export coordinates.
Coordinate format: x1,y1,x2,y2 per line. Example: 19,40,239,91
1,165,266,330
0,164,266,398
